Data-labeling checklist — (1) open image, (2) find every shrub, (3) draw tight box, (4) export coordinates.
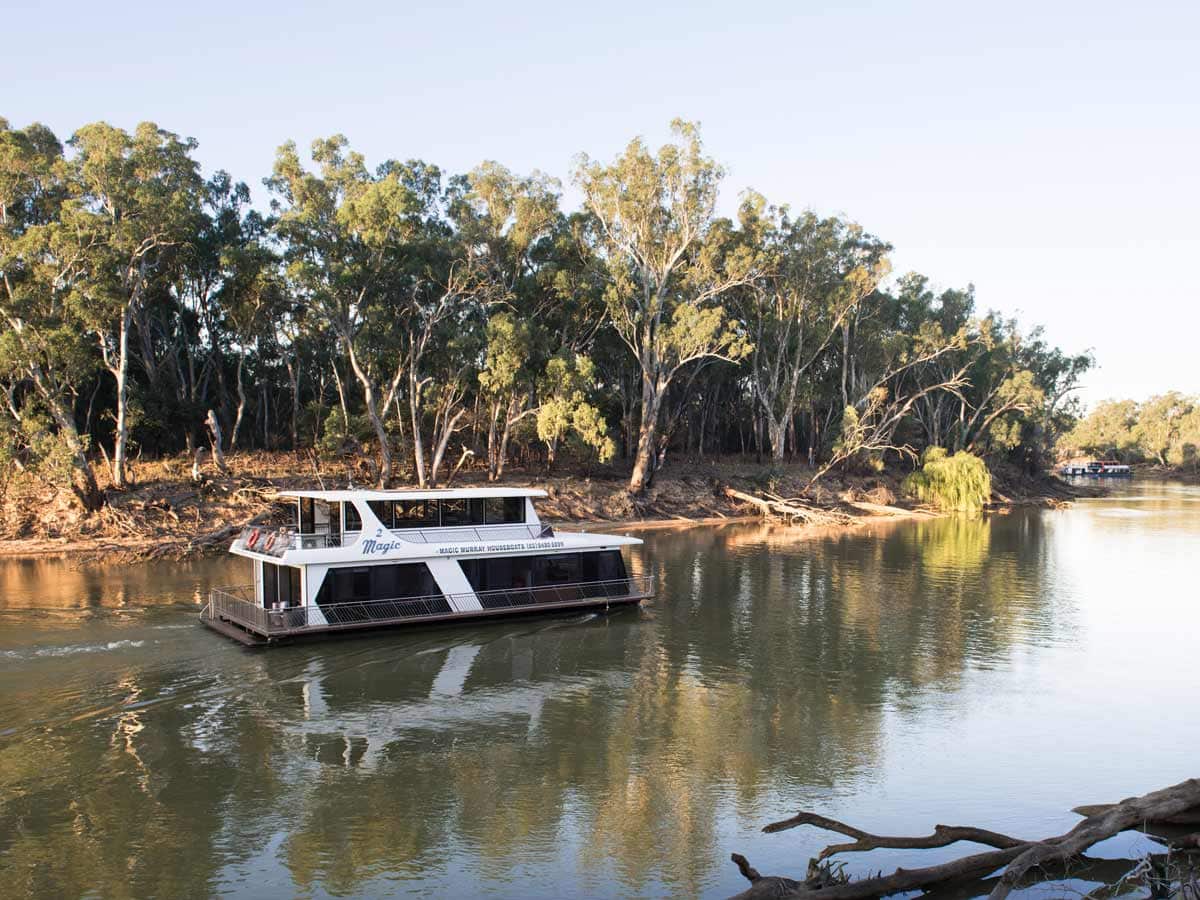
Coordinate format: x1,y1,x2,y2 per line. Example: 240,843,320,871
903,447,991,513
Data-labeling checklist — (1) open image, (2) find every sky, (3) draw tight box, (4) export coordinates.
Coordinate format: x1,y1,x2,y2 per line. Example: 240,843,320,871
5,0,1198,407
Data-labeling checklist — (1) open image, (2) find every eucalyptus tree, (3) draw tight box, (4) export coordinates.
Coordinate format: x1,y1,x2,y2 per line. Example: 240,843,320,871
454,162,561,479
268,137,452,483
1063,398,1139,458
739,193,891,460
64,122,204,487
575,120,753,493
1132,392,1192,466
0,120,103,509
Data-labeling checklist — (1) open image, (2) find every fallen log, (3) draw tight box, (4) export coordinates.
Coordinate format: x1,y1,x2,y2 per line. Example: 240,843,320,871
723,487,854,526
731,778,1200,900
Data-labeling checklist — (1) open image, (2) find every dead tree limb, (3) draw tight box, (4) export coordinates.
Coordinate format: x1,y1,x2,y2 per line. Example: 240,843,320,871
723,487,854,526
731,778,1200,900
762,812,1024,859
989,779,1200,900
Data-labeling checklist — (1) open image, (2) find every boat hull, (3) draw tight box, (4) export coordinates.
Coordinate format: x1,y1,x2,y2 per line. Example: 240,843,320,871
201,590,648,647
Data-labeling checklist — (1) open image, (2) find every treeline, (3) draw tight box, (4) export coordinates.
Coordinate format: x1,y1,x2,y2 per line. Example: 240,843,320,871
1063,393,1200,467
0,117,1092,510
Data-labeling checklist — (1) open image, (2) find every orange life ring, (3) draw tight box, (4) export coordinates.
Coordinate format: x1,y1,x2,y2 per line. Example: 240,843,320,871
263,532,278,552
246,528,261,549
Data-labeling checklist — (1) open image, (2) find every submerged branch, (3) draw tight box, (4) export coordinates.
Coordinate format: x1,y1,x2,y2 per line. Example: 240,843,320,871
731,778,1200,900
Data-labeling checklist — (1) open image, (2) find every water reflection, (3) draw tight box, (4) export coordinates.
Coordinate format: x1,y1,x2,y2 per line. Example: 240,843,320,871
1,482,1197,897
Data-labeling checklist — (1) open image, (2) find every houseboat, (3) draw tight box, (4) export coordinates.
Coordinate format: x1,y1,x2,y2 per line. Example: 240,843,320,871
1058,459,1133,477
200,488,654,646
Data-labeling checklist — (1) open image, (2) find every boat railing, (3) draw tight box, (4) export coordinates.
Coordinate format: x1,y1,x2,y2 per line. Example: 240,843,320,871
389,523,555,544
290,531,343,549
204,574,655,637
234,524,553,553
234,527,345,554
203,585,263,631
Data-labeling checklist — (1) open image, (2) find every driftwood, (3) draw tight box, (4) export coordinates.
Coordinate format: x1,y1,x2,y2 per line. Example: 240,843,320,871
723,487,856,527
731,778,1200,900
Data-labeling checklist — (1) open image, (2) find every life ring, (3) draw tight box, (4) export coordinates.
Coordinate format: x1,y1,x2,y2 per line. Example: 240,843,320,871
263,532,278,552
246,528,261,549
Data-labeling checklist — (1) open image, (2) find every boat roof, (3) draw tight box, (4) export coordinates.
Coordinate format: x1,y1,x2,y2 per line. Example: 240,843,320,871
278,487,548,502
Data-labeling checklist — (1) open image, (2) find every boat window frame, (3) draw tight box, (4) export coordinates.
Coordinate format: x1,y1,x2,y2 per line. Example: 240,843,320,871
484,496,526,525
344,502,363,533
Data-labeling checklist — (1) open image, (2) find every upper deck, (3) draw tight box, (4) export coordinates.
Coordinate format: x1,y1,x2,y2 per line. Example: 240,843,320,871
231,486,639,564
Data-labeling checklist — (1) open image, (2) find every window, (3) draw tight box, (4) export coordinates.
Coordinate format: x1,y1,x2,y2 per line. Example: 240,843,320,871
262,562,302,608
315,562,445,609
440,498,484,526
299,497,315,532
344,503,362,532
485,496,526,524
394,500,438,529
367,500,395,529
535,554,580,585
462,556,533,592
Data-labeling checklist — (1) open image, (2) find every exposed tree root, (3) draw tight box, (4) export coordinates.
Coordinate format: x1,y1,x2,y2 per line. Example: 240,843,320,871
731,778,1200,900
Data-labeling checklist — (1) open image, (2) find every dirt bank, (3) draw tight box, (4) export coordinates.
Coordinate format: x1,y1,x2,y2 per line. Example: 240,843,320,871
0,453,1087,562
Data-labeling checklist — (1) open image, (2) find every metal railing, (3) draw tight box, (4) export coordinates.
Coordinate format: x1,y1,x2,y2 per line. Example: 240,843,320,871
235,527,344,554
203,574,655,638
234,524,553,554
389,523,555,544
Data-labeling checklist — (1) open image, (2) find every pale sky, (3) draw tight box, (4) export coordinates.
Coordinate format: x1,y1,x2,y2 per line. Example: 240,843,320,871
6,0,1197,407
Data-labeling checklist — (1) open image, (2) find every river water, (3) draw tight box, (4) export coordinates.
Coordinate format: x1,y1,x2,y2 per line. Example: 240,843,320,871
0,480,1197,898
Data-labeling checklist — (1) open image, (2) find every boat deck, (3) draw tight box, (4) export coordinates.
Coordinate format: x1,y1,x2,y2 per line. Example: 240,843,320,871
200,575,655,645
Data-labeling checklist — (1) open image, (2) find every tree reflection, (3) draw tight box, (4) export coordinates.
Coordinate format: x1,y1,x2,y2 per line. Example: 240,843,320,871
0,513,1064,896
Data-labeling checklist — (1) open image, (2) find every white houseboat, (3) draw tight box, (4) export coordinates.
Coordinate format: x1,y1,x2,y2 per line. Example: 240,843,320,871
1058,459,1133,477
200,487,655,645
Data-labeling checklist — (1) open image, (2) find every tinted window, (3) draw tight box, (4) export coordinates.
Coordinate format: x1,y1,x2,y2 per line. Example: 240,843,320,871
440,499,483,526
344,503,363,532
317,562,441,605
485,497,526,524
367,500,395,528
535,554,579,585
394,500,437,529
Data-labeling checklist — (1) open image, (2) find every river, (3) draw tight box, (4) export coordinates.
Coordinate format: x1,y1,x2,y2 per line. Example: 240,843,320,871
1,480,1197,898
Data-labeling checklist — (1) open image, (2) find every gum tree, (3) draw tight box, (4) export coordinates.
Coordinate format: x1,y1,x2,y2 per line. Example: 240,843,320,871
0,119,103,509
739,194,891,460
575,120,752,493
65,122,204,487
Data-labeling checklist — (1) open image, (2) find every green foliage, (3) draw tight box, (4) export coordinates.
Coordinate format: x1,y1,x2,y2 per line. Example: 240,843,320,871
903,447,992,513
0,114,1093,497
536,353,615,463
1063,393,1200,468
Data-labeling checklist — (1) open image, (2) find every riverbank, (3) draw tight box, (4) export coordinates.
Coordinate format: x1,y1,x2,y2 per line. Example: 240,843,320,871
0,453,1088,561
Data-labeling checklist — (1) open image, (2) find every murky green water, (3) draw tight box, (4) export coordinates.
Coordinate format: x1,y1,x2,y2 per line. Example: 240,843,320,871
1,481,1197,898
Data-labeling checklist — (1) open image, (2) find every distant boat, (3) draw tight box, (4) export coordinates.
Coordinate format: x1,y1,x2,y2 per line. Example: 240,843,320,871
201,487,654,646
1058,459,1133,477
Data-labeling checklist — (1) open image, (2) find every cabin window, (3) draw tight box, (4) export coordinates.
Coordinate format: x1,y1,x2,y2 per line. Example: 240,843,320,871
316,562,441,605
299,497,315,533
393,500,438,529
464,552,624,593
344,502,362,532
262,562,301,608
535,554,580,585
462,556,533,592
484,496,526,524
440,498,485,526
368,500,396,529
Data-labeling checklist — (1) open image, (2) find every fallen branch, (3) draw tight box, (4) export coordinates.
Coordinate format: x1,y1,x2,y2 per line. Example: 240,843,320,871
731,778,1200,900
723,487,854,527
